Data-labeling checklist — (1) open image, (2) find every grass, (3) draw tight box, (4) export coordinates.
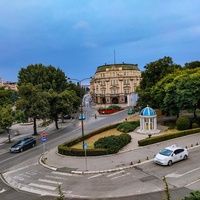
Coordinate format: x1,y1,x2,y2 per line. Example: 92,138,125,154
71,128,122,149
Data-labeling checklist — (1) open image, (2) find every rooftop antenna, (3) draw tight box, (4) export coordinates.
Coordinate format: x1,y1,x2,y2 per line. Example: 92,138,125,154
114,49,116,64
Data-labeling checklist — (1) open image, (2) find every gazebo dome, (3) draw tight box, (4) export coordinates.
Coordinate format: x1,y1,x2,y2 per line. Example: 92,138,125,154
140,106,156,116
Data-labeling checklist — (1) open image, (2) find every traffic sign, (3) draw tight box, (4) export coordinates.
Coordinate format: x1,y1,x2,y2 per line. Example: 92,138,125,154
84,142,88,149
41,132,46,142
42,132,46,138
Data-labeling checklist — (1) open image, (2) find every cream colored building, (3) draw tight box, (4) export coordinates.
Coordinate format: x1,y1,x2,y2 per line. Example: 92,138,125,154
90,63,142,106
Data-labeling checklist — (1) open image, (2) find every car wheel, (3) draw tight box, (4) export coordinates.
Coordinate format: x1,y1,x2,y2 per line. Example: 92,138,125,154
168,160,172,166
183,155,188,160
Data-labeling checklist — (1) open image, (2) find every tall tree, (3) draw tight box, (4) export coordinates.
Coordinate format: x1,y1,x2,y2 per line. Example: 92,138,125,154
48,89,80,129
16,83,50,135
18,64,67,93
183,61,200,69
0,104,14,142
136,56,181,108
0,87,13,106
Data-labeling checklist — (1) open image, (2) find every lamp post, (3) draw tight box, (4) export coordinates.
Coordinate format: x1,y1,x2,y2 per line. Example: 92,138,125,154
66,77,92,149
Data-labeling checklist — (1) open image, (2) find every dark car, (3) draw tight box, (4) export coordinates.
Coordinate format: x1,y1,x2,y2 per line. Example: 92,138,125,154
63,115,74,119
10,137,36,153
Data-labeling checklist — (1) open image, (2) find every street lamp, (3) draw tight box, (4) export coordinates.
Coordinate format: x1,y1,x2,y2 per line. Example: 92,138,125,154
66,77,92,149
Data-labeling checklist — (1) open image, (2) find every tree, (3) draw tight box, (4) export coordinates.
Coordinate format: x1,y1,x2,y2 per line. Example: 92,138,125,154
18,64,67,93
0,87,13,106
151,67,200,118
183,61,200,69
0,104,14,142
173,68,200,118
48,89,80,129
16,83,50,135
136,56,181,108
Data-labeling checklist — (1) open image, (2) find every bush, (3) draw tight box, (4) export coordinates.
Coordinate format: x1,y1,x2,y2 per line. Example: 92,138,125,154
117,121,139,133
176,115,191,130
94,133,131,154
107,105,121,110
192,123,199,128
138,128,200,146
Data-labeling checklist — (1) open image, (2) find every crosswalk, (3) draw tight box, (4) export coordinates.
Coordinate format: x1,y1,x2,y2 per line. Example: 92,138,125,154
4,169,133,197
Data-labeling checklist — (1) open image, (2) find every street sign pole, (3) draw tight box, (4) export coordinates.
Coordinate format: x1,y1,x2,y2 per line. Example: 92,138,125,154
41,132,46,155
43,142,45,155
84,142,88,171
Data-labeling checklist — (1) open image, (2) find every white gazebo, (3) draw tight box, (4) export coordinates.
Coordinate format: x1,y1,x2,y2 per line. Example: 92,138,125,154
137,106,160,134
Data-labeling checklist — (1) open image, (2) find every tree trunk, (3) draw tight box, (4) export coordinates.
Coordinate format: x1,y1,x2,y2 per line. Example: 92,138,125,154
194,108,197,119
7,129,11,143
55,119,59,130
33,117,38,135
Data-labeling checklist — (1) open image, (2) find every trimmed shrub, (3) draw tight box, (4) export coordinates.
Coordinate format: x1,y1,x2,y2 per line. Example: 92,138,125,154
192,123,199,128
176,115,190,130
94,133,131,154
138,128,200,146
117,121,140,133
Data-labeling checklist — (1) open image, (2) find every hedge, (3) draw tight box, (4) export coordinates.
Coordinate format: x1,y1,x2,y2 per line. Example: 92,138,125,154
138,128,200,146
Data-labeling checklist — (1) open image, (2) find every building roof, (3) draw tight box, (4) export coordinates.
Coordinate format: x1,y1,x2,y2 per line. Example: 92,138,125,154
140,106,156,116
96,63,140,73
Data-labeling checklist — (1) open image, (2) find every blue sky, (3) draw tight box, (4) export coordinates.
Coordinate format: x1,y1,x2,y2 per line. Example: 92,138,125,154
1,0,200,84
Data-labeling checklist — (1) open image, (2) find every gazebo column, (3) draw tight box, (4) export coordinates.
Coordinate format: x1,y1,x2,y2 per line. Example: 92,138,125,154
154,116,157,130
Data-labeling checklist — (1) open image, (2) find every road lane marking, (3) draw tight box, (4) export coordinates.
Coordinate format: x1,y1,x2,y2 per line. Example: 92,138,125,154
45,175,67,180
0,189,6,193
29,183,57,190
107,170,125,177
88,174,103,179
186,179,200,187
166,167,200,178
111,173,130,180
39,179,62,185
21,186,56,196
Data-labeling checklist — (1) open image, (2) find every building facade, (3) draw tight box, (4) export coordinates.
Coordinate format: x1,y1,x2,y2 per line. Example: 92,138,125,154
90,63,142,106
0,78,18,91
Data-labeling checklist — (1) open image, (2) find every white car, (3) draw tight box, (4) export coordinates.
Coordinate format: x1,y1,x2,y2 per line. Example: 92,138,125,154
153,144,188,166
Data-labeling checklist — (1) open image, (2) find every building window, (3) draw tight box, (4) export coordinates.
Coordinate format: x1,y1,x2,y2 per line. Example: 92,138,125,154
101,73,105,77
111,80,118,85
124,71,129,76
101,90,106,94
124,88,130,94
123,79,129,85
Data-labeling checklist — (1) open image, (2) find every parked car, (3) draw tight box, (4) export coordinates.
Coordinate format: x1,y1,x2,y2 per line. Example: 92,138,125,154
127,108,134,115
153,144,188,166
10,137,36,153
63,115,74,119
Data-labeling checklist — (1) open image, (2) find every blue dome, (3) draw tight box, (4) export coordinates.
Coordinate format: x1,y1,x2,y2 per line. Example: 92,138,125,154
140,106,156,116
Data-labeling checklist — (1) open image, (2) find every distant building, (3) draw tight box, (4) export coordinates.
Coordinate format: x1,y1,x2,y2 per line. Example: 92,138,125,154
90,63,142,106
0,78,18,91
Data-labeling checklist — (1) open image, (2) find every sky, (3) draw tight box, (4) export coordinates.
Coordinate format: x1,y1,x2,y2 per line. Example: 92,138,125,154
0,0,200,84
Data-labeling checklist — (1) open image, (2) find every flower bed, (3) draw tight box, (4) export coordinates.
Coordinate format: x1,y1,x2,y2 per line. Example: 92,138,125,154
98,109,123,114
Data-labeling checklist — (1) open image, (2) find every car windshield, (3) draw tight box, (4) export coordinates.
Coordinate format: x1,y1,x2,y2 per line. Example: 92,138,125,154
15,140,25,145
159,149,173,156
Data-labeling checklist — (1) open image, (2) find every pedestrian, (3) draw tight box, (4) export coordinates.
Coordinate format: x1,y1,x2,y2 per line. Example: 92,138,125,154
95,114,97,119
